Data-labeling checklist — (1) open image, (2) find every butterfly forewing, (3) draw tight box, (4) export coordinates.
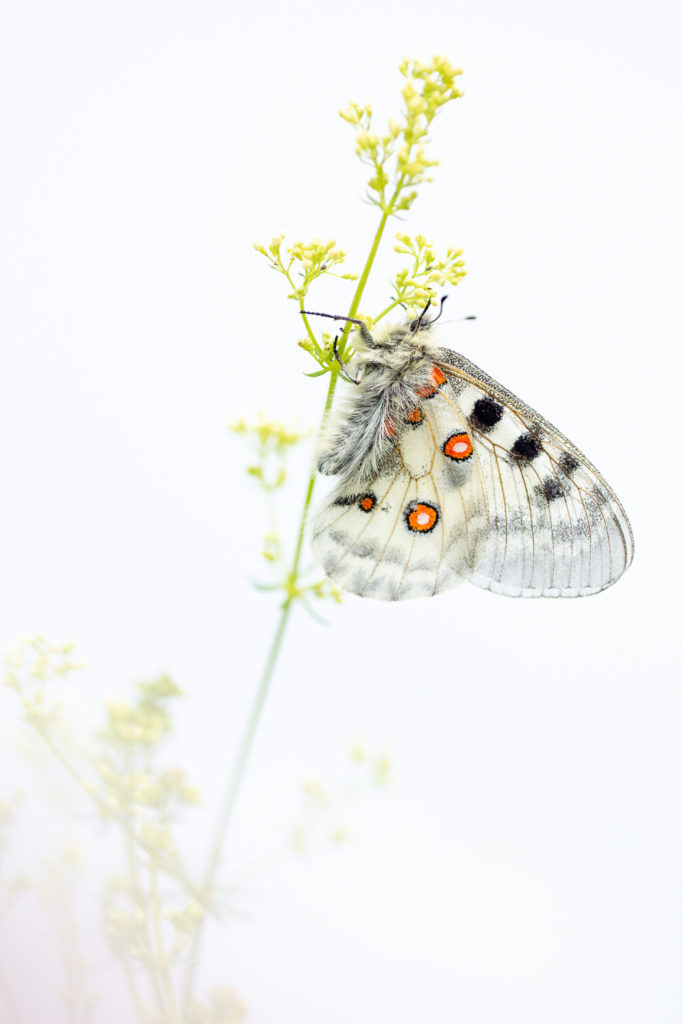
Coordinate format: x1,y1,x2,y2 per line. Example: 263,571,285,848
436,348,634,596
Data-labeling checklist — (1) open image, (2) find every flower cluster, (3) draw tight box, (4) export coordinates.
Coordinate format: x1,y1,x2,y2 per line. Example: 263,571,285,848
229,414,310,491
229,416,342,610
378,231,467,318
4,635,83,731
2,637,223,1021
292,745,391,853
253,235,359,374
254,58,466,381
184,986,247,1024
97,676,200,876
340,55,464,213
253,235,358,306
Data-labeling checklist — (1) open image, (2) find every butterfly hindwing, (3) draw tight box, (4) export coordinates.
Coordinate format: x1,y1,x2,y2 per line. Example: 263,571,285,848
311,387,489,600
436,348,634,596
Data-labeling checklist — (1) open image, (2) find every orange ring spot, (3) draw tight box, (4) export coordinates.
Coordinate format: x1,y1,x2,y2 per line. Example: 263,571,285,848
359,494,375,512
431,366,447,387
443,432,473,461
406,407,423,424
405,501,439,533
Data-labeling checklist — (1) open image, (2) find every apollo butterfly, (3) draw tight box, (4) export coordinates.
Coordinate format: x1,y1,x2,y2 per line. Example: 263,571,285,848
307,301,633,599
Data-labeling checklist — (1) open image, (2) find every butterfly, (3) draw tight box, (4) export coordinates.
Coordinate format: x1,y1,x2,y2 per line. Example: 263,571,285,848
306,300,633,599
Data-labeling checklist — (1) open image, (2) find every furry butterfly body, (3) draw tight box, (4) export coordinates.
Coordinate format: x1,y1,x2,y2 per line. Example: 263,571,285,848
311,314,633,599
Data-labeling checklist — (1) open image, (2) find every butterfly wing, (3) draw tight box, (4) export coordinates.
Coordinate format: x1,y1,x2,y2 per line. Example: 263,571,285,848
311,388,489,600
436,348,634,596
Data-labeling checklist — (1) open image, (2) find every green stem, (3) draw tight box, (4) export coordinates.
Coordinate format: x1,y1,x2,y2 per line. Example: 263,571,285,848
182,196,397,1004
183,371,338,1003
149,865,182,1024
346,208,391,323
124,830,165,1022
336,178,404,355
120,957,149,1024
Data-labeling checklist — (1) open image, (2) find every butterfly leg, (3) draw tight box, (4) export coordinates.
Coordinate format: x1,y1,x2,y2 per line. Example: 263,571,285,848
333,337,363,385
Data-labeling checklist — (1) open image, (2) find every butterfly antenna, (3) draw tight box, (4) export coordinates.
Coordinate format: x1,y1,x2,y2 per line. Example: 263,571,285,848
439,315,477,327
410,296,449,332
300,310,365,327
430,295,448,324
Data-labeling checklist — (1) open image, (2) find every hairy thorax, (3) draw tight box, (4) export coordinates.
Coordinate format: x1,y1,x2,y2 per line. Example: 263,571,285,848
317,319,446,484
353,321,442,378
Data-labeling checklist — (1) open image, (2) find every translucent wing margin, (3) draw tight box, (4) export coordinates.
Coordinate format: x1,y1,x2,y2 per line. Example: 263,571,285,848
436,347,634,596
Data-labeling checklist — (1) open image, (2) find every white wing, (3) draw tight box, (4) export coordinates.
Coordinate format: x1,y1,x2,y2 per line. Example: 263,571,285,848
311,389,489,600
437,348,634,596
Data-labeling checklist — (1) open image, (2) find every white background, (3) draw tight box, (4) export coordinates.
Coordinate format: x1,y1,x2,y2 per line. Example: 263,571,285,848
1,0,682,1021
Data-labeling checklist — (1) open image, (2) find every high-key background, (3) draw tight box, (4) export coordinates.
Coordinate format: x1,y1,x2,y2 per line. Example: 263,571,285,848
1,1,682,1021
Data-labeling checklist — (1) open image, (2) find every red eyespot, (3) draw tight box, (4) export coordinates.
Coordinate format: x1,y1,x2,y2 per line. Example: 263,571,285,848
443,432,473,461
406,407,423,424
405,501,439,533
358,494,376,512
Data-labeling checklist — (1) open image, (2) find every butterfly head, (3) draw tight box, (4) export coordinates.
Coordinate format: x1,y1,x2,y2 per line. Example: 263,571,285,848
300,298,447,376
357,298,445,372
408,295,448,333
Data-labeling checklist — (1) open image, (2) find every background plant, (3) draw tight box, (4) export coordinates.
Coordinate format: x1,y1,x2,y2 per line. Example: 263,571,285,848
1,636,387,1022
1,56,465,1022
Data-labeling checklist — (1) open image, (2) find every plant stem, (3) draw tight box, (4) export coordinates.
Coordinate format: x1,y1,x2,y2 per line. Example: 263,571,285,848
183,197,397,1004
346,209,390,323
123,829,166,1022
149,865,182,1024
120,957,149,1024
183,370,338,1002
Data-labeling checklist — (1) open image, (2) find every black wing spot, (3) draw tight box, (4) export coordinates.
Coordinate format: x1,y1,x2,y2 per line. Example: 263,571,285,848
559,452,580,475
471,397,504,431
540,477,564,502
511,433,541,460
